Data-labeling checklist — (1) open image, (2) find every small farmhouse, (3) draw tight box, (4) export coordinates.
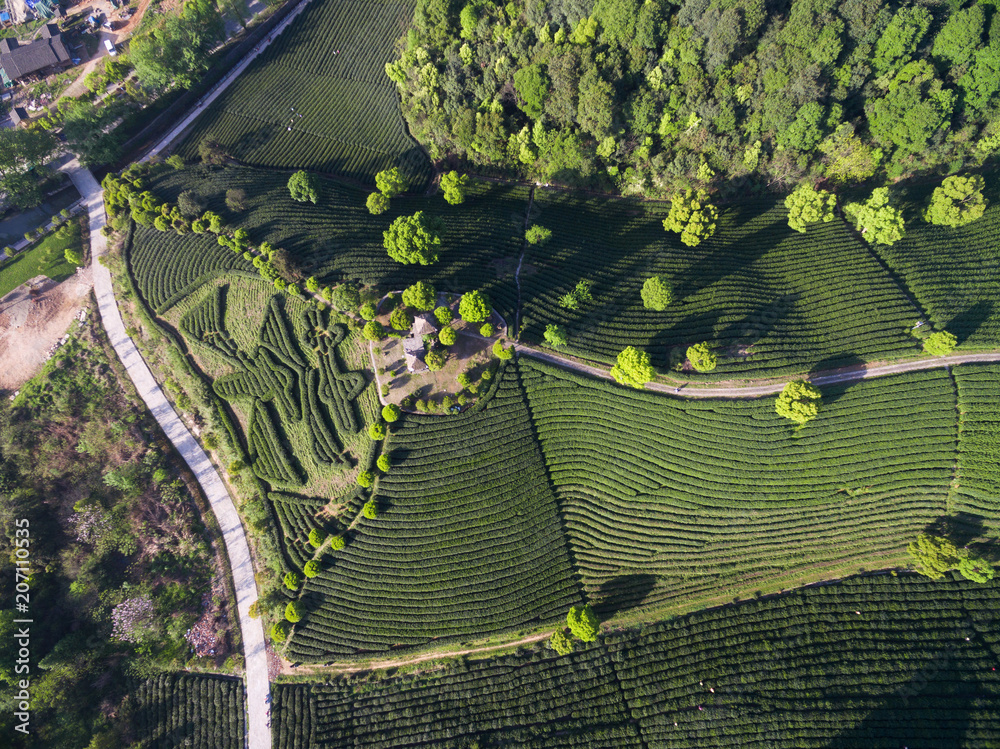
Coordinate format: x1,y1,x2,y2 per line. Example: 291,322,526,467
402,336,427,373
0,24,71,87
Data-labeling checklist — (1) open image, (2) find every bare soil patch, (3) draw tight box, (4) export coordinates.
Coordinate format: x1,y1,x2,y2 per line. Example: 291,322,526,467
0,268,93,391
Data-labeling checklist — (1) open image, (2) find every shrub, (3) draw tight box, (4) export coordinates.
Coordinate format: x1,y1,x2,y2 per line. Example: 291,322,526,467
479,322,494,337
459,290,491,322
544,324,569,346
308,528,327,548
284,572,301,590
775,380,822,424
329,535,345,551
390,306,415,331
303,560,320,578
439,326,457,346
425,350,446,370
641,276,673,310
362,321,385,341
687,342,718,372
369,422,388,440
434,305,454,324
363,499,378,519
923,330,957,356
377,454,391,472
357,470,374,488
285,601,304,623
270,622,289,642
549,629,573,655
493,340,513,360
382,404,401,422
360,301,378,320
611,346,654,388
567,604,599,642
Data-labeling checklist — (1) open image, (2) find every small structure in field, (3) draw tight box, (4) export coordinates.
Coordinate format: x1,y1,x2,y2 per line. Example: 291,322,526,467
402,335,427,373
411,313,436,337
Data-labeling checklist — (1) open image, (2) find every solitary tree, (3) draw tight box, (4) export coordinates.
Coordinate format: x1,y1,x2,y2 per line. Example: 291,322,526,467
287,170,320,204
784,184,837,233
384,211,443,265
611,347,655,389
64,248,83,265
567,603,600,642
285,601,305,623
377,454,391,472
308,528,327,548
775,380,822,425
390,306,415,331
375,167,407,198
360,301,378,320
687,342,718,372
362,321,385,341
270,621,290,642
663,189,718,247
303,560,320,578
844,188,905,245
283,572,300,590
434,305,454,324
526,224,552,245
439,326,457,346
357,470,374,488
382,404,401,422
425,350,446,370
923,174,987,227
459,289,491,322
641,275,673,310
923,330,957,356
402,280,437,311
908,533,994,582
545,324,569,347
329,535,346,551
363,499,378,519
440,171,469,204
493,340,514,360
549,629,574,655
366,192,389,215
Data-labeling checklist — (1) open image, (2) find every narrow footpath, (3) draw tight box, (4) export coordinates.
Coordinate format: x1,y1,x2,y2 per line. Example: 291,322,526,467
61,158,272,749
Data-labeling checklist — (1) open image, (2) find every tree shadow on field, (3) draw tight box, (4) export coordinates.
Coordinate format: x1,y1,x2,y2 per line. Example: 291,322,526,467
948,300,994,346
716,292,800,353
233,123,277,157
923,512,987,549
807,354,867,406
647,309,724,370
590,574,659,618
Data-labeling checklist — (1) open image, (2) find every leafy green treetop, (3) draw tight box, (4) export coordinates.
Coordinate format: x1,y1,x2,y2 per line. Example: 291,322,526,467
549,629,573,655
283,572,300,590
923,174,987,227
544,324,569,347
366,192,389,215
369,422,387,440
566,603,599,642
375,167,407,198
923,330,957,356
526,225,552,245
287,170,320,204
363,499,378,519
390,307,415,331
663,189,718,247
362,321,385,341
434,305,454,324
784,184,837,233
641,275,673,311
611,346,654,389
775,380,822,425
440,171,469,205
384,211,443,265
687,342,718,372
382,404,401,422
908,533,994,582
439,326,457,346
844,188,905,245
459,289,491,322
285,601,304,623
425,350,446,371
402,280,437,311
493,340,513,360
303,560,320,578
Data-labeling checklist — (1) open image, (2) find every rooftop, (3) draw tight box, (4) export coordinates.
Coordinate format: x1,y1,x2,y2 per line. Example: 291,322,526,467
0,25,69,82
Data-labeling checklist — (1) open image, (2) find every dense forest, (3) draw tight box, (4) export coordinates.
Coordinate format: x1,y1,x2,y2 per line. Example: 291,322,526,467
388,0,1000,196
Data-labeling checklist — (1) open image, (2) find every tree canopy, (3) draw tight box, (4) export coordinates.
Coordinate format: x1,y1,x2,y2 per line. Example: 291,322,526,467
459,289,491,322
844,188,905,246
375,167,407,197
611,346,654,389
908,534,994,583
566,604,599,642
288,170,321,204
384,211,444,265
663,190,718,247
687,342,718,373
923,175,987,227
440,170,469,204
775,380,822,425
544,324,569,347
640,275,673,311
0,128,58,208
923,330,957,357
784,184,836,233
402,280,437,311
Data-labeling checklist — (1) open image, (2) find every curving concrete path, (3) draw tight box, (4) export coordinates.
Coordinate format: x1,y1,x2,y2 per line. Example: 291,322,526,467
61,158,271,749
515,343,1000,398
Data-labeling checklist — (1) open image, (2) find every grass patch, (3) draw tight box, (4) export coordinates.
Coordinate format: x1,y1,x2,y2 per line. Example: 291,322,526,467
0,219,82,298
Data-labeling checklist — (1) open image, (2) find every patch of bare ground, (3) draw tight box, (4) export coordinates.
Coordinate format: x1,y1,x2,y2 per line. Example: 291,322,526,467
0,268,93,391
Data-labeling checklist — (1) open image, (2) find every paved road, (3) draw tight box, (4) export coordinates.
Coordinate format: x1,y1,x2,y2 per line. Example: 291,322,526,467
515,344,1000,398
61,159,271,749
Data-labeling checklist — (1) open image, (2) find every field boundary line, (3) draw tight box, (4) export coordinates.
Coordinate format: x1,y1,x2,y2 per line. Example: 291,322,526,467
61,157,271,749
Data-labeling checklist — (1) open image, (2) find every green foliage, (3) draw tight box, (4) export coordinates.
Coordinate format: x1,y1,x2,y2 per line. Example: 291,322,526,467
479,322,494,337
459,289,491,322
363,320,385,341
907,534,993,582
288,171,321,204
775,380,822,425
369,422,388,440
367,192,389,215
544,324,569,347
687,342,718,373
308,528,327,548
559,279,594,311
376,167,408,198
931,4,985,68
844,188,905,246
784,185,836,233
425,350,446,370
566,604,599,642
439,326,457,346
377,454,391,472
923,175,987,228
866,62,955,156
390,306,415,331
493,340,513,360
357,470,375,488
363,499,378,519
525,225,553,247
0,129,58,208
284,572,301,590
923,331,957,357
610,346,654,389
360,301,378,320
384,211,443,265
166,154,185,170
874,6,932,76
549,629,573,655
640,276,673,311
285,601,305,623
64,248,83,266
270,621,290,642
663,189,718,247
402,280,437,311
330,535,346,551
304,560,320,578
434,305,454,324
440,171,469,205
513,64,550,119
382,404,401,422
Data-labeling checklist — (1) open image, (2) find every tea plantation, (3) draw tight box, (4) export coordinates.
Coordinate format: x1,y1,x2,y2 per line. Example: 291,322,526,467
272,572,1000,748
127,673,245,749
176,0,431,187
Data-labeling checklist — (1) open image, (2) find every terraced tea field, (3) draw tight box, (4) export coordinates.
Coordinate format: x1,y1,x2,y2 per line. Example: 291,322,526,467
520,190,920,378
273,572,1000,748
129,673,245,749
520,358,958,616
954,363,1000,530
288,362,581,660
177,0,431,187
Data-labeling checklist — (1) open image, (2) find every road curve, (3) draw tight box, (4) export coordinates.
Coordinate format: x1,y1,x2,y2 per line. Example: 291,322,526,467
61,159,272,749
515,344,1000,398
